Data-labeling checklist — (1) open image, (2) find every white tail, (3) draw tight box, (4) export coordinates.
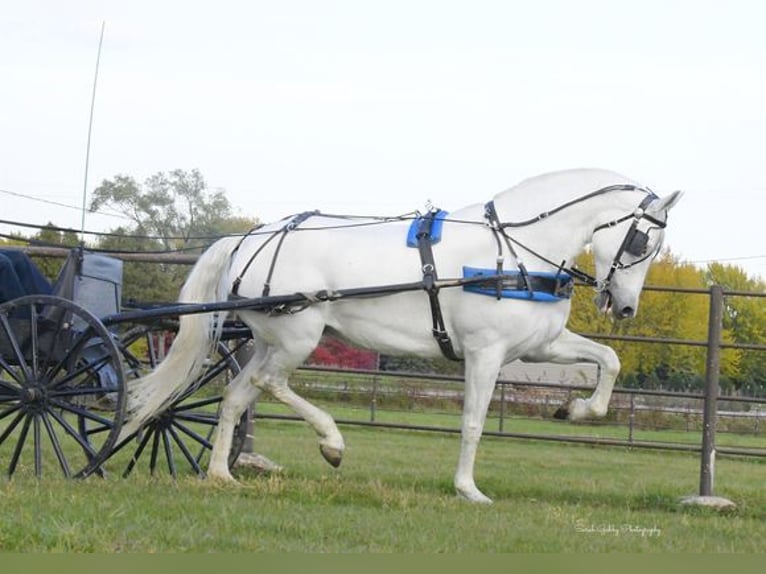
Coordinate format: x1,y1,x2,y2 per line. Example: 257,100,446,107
119,237,241,440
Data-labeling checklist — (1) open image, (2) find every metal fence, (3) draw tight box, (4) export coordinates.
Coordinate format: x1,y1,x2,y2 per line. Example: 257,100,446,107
258,362,766,460
9,246,766,499
256,284,766,501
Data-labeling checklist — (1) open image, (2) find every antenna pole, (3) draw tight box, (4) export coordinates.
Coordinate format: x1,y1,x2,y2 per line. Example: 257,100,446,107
81,20,105,245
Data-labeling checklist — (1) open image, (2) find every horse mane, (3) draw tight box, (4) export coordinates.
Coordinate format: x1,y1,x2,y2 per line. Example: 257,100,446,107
492,168,639,221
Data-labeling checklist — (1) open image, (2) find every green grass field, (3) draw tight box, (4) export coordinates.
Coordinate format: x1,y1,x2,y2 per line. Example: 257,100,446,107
1,415,764,552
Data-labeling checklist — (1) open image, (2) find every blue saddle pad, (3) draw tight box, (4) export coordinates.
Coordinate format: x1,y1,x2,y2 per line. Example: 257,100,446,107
406,210,449,247
462,266,573,302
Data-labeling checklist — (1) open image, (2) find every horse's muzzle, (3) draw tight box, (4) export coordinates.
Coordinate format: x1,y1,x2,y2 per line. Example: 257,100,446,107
594,290,635,320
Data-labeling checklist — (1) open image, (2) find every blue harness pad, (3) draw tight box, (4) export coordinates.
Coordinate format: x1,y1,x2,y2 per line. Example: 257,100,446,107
406,210,449,247
462,266,573,302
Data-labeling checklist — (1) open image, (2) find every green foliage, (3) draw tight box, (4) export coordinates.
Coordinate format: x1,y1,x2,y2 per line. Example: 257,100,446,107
706,264,766,395
567,250,766,395
28,225,81,283
91,169,257,251
89,169,258,302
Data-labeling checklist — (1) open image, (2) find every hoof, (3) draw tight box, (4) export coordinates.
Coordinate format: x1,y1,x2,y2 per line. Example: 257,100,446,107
207,472,240,486
455,486,493,504
319,444,343,468
553,405,569,420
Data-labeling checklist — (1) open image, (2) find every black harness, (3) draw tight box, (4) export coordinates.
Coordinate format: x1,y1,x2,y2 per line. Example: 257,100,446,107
230,210,319,297
413,210,462,361
226,186,666,363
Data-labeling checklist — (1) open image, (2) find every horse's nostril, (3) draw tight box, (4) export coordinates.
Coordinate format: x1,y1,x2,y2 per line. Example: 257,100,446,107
619,306,635,319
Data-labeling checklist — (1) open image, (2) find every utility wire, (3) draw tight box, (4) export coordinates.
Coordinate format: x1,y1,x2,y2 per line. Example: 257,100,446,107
0,187,132,221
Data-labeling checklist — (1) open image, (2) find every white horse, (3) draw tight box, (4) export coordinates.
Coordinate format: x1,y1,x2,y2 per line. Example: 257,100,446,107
120,168,682,503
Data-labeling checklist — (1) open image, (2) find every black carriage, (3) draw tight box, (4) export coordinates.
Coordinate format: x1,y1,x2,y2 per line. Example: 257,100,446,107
0,248,250,480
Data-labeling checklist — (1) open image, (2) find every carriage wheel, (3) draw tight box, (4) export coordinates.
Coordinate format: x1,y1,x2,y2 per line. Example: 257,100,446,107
0,295,126,479
109,325,250,478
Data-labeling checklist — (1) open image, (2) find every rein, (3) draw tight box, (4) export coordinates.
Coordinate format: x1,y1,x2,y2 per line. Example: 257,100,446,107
224,183,666,362
483,184,666,293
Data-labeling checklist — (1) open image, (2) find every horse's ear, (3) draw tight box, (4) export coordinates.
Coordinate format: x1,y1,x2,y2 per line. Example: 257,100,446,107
649,190,683,214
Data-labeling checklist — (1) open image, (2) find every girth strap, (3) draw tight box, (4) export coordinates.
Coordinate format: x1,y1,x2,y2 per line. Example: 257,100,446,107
415,211,462,362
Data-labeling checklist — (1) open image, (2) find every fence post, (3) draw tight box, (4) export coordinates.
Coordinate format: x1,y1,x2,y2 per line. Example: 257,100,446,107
628,393,635,445
682,284,735,509
498,381,506,433
371,373,378,422
700,284,723,496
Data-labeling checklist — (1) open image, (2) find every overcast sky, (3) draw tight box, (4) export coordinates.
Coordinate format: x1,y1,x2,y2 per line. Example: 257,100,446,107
2,1,765,280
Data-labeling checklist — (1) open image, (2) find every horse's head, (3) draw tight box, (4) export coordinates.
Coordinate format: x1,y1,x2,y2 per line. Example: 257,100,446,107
591,190,683,320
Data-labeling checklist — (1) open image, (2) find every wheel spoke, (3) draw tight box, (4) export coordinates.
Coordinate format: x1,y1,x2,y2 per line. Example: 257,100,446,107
149,430,161,475
0,408,24,446
46,350,112,391
118,430,154,478
187,358,230,391
0,378,20,395
171,419,214,451
33,414,42,477
0,314,32,381
51,398,115,431
162,429,177,478
172,396,221,413
41,412,72,477
0,358,23,385
46,408,100,460
8,414,32,477
29,305,40,380
44,328,99,387
173,411,218,426
168,424,204,476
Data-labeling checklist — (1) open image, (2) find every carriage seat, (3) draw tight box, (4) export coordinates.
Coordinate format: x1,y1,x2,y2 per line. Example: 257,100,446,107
0,249,53,305
54,248,123,320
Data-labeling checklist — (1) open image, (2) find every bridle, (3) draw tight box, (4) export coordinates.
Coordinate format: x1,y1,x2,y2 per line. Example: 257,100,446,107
484,184,667,296
590,191,667,293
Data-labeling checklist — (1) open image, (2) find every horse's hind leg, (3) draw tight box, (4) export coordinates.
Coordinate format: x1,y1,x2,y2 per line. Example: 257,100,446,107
261,375,345,467
208,367,263,482
208,325,345,478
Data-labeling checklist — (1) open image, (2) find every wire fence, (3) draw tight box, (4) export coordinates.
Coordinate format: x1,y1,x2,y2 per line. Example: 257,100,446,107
253,363,766,460
6,246,766,497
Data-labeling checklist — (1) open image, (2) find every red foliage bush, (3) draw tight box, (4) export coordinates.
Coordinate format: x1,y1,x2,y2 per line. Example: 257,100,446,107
307,336,378,370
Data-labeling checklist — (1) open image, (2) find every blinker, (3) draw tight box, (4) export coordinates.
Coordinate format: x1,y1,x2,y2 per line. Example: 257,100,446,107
626,229,649,257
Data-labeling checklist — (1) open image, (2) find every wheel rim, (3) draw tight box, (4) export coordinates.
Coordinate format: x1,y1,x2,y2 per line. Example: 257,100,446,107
0,295,126,479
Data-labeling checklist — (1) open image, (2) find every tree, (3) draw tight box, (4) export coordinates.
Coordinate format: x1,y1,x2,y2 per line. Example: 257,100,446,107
706,263,766,395
567,249,733,391
29,224,81,283
90,169,258,252
90,169,258,302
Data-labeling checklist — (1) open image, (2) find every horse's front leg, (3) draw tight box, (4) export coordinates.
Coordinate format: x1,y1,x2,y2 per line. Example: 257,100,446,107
523,328,621,421
454,345,506,504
